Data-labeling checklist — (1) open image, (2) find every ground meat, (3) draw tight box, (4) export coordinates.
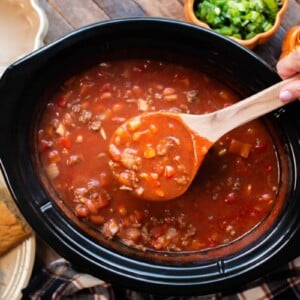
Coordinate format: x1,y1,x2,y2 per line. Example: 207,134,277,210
186,90,200,102
79,110,92,123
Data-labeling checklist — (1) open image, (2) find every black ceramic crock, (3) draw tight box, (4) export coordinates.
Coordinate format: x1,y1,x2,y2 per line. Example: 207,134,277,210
0,18,300,296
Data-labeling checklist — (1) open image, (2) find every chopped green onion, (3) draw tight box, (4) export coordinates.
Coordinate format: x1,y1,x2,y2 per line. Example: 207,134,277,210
194,0,282,40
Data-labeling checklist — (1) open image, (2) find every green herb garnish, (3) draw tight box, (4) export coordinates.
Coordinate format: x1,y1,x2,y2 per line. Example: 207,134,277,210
194,0,282,40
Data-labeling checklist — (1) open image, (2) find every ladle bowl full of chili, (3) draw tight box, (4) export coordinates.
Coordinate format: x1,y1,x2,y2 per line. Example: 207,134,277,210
0,18,299,296
108,75,300,201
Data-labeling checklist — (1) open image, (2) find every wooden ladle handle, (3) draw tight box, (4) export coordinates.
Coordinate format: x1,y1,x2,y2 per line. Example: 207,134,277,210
181,74,300,142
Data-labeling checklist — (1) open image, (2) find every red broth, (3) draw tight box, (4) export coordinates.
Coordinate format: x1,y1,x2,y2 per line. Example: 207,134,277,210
38,59,280,252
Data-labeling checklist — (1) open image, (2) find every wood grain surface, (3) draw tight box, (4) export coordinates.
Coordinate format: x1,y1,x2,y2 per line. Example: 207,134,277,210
39,0,300,68
29,0,300,292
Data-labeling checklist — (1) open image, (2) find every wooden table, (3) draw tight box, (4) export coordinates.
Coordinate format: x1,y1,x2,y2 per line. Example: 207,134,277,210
39,0,300,69
33,0,300,294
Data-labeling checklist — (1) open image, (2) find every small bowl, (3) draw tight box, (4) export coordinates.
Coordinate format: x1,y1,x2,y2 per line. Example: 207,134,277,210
0,0,48,76
184,0,289,49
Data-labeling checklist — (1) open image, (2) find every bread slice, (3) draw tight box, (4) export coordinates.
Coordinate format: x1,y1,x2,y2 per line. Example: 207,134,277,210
0,176,32,256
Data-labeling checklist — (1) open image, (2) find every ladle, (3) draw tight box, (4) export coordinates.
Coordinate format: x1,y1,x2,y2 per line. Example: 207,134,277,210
108,74,300,201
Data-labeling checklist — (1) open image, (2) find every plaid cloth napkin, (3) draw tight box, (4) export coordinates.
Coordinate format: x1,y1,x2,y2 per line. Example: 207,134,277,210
22,257,300,300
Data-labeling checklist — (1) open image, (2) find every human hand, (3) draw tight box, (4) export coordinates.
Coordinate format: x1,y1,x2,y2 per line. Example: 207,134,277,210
276,47,300,102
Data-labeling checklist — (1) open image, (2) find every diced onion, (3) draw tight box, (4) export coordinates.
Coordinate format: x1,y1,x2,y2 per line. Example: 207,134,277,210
46,163,59,179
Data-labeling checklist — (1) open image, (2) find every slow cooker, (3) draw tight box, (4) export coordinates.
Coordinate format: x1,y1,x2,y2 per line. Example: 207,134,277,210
0,18,299,296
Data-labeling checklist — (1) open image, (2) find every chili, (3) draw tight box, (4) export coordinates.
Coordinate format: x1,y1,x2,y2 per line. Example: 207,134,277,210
37,58,280,252
108,112,212,200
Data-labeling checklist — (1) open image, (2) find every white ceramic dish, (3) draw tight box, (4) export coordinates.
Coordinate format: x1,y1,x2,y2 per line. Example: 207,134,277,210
0,237,36,300
0,0,48,76
0,168,36,300
0,3,45,297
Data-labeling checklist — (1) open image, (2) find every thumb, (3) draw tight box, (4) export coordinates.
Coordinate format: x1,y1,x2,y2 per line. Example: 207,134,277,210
278,80,300,102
